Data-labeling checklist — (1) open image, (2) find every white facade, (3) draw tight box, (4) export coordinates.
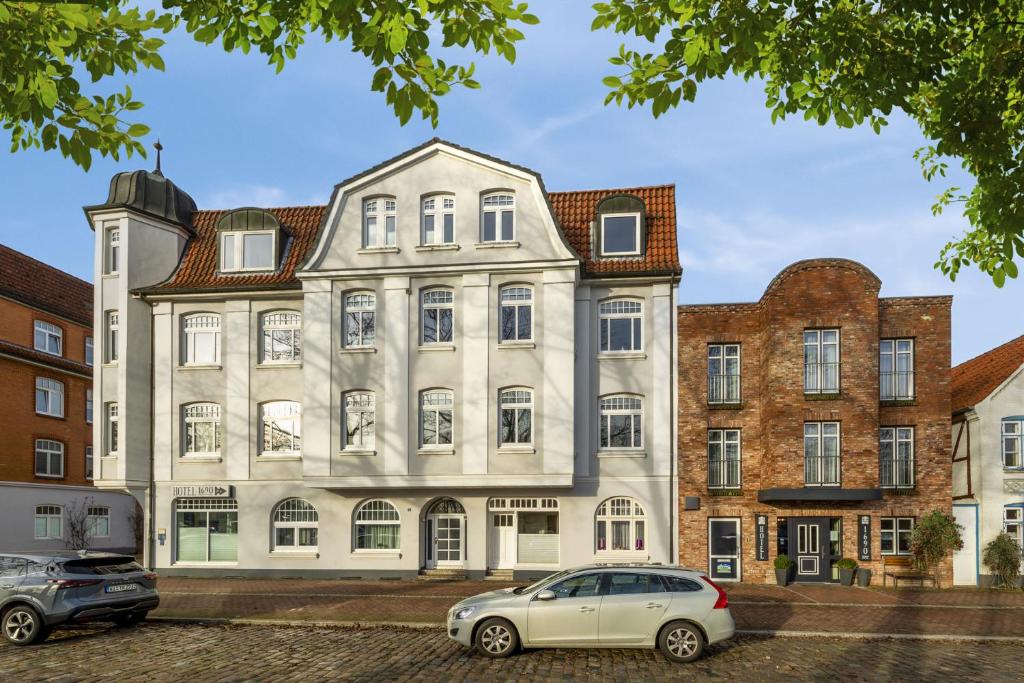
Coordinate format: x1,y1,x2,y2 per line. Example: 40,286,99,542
952,362,1024,586
88,141,679,578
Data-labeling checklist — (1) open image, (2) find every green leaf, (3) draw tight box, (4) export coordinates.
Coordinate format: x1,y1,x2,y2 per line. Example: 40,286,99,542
602,76,622,88
258,15,277,37
126,124,150,138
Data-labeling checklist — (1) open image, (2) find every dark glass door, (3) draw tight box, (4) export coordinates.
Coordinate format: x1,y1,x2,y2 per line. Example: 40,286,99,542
789,517,831,582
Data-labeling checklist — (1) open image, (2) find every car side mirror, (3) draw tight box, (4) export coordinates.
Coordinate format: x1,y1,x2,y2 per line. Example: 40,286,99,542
536,590,556,601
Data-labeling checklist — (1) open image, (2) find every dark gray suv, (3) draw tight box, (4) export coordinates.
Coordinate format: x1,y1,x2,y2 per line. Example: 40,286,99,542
0,551,159,645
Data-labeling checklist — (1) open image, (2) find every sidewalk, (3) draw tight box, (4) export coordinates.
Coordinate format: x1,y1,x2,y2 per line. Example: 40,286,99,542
151,577,1024,638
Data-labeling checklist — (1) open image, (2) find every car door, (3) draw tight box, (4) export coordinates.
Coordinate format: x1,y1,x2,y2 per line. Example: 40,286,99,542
597,572,670,645
526,572,602,646
0,556,26,598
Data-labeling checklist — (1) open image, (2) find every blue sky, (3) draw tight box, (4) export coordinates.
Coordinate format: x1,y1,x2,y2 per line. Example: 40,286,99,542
0,2,1019,364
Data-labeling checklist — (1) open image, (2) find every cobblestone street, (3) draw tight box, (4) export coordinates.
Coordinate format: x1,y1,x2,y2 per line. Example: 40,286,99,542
2,622,1022,682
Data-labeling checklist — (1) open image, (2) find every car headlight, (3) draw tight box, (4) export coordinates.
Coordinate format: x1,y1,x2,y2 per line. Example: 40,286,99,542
454,606,477,620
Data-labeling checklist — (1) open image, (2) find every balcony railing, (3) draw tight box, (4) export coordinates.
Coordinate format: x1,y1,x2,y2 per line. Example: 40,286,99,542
880,456,915,488
880,371,915,401
804,455,841,486
708,373,741,404
804,362,841,394
708,456,741,489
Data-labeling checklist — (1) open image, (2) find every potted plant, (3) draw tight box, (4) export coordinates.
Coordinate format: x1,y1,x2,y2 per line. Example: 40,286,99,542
857,566,872,587
982,532,1023,589
909,510,964,587
774,554,793,586
837,557,858,586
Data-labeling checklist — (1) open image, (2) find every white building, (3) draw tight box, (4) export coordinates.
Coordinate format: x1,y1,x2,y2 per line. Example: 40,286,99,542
951,334,1024,586
87,140,681,578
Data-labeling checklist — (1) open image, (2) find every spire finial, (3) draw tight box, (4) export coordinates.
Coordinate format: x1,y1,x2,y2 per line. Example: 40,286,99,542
153,138,163,176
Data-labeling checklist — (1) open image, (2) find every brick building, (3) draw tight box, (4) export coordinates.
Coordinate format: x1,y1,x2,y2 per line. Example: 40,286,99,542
677,259,953,585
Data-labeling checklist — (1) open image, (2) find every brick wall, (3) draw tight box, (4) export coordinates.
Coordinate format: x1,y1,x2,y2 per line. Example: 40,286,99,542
678,259,953,585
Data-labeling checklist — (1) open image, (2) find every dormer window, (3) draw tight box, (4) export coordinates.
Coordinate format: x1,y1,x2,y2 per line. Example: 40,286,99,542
595,195,646,257
481,192,515,242
217,208,282,273
364,197,397,248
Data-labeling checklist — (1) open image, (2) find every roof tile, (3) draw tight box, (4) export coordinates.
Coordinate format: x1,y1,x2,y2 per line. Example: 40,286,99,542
0,244,92,327
952,334,1024,413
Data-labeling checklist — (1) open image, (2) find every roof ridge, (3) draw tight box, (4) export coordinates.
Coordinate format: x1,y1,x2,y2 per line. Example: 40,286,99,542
194,204,328,214
548,183,675,195
953,333,1024,371
0,243,91,288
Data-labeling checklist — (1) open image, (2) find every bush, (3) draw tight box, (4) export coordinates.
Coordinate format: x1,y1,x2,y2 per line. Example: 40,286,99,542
910,510,964,574
774,554,793,570
836,557,858,570
982,533,1023,589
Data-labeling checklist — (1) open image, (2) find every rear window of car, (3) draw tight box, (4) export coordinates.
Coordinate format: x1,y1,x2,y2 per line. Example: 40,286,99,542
62,558,143,575
664,576,704,592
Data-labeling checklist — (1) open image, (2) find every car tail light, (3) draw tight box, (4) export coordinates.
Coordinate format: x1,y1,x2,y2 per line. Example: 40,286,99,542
47,578,103,589
700,576,729,609
143,572,158,581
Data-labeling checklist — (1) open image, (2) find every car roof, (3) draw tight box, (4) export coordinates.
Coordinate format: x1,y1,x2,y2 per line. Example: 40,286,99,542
564,563,705,575
1,551,134,562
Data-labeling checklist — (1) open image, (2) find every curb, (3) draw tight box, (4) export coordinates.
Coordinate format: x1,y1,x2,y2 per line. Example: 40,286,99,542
736,629,1024,643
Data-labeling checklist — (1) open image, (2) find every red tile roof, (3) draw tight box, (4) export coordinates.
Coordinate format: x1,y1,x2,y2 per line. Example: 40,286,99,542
548,184,681,277
0,339,92,378
0,244,92,327
952,334,1024,413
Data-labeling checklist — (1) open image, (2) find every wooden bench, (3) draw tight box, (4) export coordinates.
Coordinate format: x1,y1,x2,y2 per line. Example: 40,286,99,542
882,556,936,588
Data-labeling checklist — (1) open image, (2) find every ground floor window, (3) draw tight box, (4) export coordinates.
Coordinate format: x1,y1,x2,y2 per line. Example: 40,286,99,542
1004,507,1023,548
34,505,62,539
881,517,914,556
272,498,318,552
595,497,646,553
487,498,559,566
175,498,238,563
708,517,741,580
86,506,110,538
354,499,400,551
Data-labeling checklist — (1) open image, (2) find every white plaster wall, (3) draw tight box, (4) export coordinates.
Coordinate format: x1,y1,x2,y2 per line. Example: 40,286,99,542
0,483,138,553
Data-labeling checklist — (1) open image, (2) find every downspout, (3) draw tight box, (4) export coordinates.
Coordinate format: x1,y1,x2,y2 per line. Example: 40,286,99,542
145,297,156,571
670,281,679,564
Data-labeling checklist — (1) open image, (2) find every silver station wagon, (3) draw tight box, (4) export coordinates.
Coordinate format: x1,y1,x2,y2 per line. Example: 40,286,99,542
447,564,734,662
0,551,159,646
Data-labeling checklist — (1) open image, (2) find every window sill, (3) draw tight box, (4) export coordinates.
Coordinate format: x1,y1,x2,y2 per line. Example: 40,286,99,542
418,448,455,456
498,341,536,350
358,246,400,255
269,551,319,559
101,454,118,460
415,244,460,252
257,454,302,461
352,550,401,559
35,473,65,480
474,241,519,249
257,362,302,369
180,455,222,463
597,352,646,361
177,364,222,371
339,449,376,457
707,488,744,496
598,251,643,258
339,347,377,354
597,450,647,459
172,562,239,567
882,487,918,496
102,362,118,368
880,398,916,407
35,412,66,421
498,446,536,455
1003,468,1024,474
804,392,841,401
418,344,456,352
102,273,119,279
708,402,744,410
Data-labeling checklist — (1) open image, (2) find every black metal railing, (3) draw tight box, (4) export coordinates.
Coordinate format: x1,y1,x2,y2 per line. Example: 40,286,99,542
880,371,915,401
804,454,841,486
708,373,741,404
880,455,915,488
804,362,841,394
708,456,741,489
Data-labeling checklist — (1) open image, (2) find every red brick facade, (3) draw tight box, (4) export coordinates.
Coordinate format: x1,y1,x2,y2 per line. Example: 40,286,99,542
677,259,953,585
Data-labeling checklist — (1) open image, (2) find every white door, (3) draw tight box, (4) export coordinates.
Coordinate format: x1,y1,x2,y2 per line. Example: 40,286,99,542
489,513,516,569
953,504,978,586
429,514,465,568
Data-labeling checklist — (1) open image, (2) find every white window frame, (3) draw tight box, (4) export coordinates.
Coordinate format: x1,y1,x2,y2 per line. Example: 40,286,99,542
499,286,533,343
881,517,915,556
86,506,110,538
420,389,454,449
707,343,741,404
33,320,63,356
880,338,915,400
182,403,222,458
481,192,515,242
1004,507,1023,549
599,394,644,451
106,311,119,364
1003,419,1023,469
182,313,221,366
595,497,647,554
220,230,276,272
499,388,533,447
363,197,397,248
86,389,93,424
421,288,454,345
353,499,401,552
261,310,302,364
174,497,239,564
106,227,120,275
34,505,62,540
598,299,643,353
343,391,375,451
599,212,642,256
85,445,94,481
804,328,840,394
106,402,119,456
260,401,302,457
35,377,64,418
271,498,319,553
804,421,841,486
343,292,376,348
880,426,915,488
85,336,94,366
708,429,741,489
421,195,455,245
34,439,64,478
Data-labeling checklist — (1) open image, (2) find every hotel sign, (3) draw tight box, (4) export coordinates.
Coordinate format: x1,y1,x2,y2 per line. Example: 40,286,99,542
172,484,233,498
858,515,872,561
755,514,769,561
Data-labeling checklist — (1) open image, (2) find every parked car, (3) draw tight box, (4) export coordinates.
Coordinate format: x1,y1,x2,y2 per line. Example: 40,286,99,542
0,551,159,645
446,564,734,662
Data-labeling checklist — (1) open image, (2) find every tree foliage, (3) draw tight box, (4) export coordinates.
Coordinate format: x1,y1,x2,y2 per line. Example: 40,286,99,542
594,0,1024,286
982,532,1022,588
909,510,963,574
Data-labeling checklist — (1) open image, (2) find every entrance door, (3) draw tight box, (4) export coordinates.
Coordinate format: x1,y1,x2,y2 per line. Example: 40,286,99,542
489,513,516,569
791,517,831,582
952,504,978,586
429,514,465,568
708,518,741,581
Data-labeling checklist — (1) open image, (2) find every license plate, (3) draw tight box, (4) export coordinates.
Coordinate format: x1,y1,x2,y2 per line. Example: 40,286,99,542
105,583,138,593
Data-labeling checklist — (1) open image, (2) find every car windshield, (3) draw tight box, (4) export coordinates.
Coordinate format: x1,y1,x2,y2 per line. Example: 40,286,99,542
513,569,573,595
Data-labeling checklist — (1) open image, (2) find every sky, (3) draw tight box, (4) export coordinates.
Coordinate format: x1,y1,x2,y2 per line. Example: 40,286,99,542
0,2,1020,365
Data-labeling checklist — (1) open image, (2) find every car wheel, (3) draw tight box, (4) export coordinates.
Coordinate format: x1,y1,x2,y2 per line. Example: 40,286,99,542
474,617,519,658
114,611,148,627
2,605,49,646
658,621,705,663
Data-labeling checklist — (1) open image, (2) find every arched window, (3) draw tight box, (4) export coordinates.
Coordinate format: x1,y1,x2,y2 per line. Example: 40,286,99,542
420,390,454,448
272,499,318,552
596,497,646,553
353,499,400,551
363,197,396,248
499,286,533,342
343,391,375,450
421,288,454,344
182,403,221,457
481,192,515,242
598,299,642,352
182,313,221,365
344,291,376,348
599,395,644,450
261,401,302,456
422,195,455,245
261,310,302,363
499,388,533,446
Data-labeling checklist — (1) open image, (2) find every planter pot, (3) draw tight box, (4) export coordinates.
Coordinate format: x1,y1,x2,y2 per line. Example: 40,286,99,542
775,568,791,586
839,568,855,586
979,574,997,589
857,568,871,587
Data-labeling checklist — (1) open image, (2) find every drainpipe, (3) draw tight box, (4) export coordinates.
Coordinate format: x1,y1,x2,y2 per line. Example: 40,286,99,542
669,281,679,564
144,297,156,571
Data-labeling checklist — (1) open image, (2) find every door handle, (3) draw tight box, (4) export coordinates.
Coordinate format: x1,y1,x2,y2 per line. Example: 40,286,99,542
578,606,595,613
645,603,663,609
0,584,13,589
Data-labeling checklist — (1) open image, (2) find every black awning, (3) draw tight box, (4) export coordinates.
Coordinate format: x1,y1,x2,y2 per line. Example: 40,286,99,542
757,488,883,503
